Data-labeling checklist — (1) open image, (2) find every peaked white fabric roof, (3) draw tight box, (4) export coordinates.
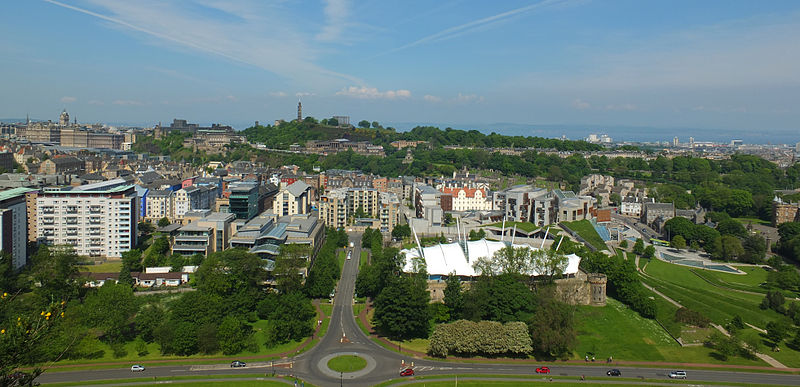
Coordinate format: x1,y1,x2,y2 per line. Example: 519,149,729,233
401,239,581,277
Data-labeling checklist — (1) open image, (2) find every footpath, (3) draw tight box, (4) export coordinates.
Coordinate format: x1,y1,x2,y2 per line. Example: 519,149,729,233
37,300,329,371
356,298,800,372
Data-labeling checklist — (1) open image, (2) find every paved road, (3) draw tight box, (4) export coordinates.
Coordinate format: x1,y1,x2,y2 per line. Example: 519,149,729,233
36,231,800,386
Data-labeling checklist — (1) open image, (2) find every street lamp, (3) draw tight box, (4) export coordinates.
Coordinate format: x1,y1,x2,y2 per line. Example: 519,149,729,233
340,371,343,387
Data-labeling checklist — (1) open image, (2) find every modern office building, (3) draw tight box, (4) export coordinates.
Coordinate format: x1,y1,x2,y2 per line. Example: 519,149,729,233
229,182,260,220
171,212,236,256
36,180,138,258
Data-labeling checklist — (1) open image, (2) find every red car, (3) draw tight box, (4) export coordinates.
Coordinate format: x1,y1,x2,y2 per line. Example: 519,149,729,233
400,368,415,376
536,366,551,374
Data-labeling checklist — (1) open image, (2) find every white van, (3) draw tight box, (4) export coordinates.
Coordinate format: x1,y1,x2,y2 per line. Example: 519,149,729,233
668,371,687,379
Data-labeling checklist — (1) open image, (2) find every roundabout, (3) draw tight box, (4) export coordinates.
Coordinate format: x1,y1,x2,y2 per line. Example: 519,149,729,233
317,352,376,379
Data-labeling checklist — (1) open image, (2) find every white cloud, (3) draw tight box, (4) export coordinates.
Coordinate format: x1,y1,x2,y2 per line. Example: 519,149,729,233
60,96,76,103
112,100,143,106
454,93,483,103
269,91,288,97
572,99,591,110
43,0,361,87
336,86,411,99
423,95,442,103
316,0,350,42
225,95,237,102
605,103,637,111
88,100,104,105
296,92,315,97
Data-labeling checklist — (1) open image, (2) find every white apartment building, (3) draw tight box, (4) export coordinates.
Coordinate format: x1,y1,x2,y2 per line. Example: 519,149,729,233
441,187,492,212
273,180,311,216
146,190,174,221
36,181,138,258
174,185,213,219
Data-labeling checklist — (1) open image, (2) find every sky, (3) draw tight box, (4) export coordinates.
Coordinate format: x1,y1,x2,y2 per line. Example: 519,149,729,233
2,0,799,143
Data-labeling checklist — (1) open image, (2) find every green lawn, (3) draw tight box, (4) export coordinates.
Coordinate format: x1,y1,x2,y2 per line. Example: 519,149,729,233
81,261,122,273
383,337,431,355
573,298,765,366
327,355,367,372
641,258,783,329
560,220,607,251
737,328,800,368
483,221,539,233
47,319,308,367
734,217,771,226
320,303,333,317
337,250,346,272
690,266,770,293
360,251,367,268
48,375,312,387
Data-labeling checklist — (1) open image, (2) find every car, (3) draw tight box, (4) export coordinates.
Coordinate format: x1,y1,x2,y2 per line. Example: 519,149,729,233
230,360,246,368
347,251,352,260
607,369,621,376
130,365,145,372
535,366,550,374
668,370,687,379
349,241,354,248
400,368,415,376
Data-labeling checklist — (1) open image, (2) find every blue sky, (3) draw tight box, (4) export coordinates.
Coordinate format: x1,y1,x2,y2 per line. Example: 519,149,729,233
2,0,799,141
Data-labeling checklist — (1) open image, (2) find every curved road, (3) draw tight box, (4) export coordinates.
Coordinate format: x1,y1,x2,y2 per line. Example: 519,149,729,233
37,232,800,386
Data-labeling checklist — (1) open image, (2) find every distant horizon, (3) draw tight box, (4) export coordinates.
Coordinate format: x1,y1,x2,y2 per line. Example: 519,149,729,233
3,116,797,146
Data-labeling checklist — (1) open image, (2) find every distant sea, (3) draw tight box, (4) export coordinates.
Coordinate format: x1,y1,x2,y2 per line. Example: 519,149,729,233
386,122,800,146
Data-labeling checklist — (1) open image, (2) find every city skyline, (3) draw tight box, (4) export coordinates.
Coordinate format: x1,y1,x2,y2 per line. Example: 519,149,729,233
2,0,800,139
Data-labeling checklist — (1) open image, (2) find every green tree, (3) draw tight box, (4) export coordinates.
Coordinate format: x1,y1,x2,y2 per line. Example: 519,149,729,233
528,295,576,358
157,217,171,227
633,238,644,255
197,323,219,354
766,319,791,344
443,274,463,321
358,120,370,128
31,245,83,301
328,117,339,126
609,193,622,206
463,273,535,323
218,315,251,355
716,219,747,238
391,224,411,240
257,292,315,344
373,275,431,339
742,234,766,263
670,235,686,250
81,282,139,343
371,121,381,129
274,244,309,294
643,245,656,259
138,221,155,234
719,235,745,261
135,304,166,343
619,239,628,249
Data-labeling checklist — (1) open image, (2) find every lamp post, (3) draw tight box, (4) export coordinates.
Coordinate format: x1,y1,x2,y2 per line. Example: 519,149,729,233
340,371,343,387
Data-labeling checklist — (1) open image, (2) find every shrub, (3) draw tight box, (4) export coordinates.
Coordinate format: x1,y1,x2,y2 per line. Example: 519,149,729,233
674,307,710,327
429,320,532,358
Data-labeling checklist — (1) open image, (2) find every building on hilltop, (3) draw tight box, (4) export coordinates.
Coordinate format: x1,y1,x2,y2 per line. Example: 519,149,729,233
773,196,800,227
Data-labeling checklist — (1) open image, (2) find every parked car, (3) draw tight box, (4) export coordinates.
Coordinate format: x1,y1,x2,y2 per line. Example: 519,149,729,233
347,251,352,260
130,365,145,372
349,241,354,248
230,360,246,368
607,369,621,376
535,366,550,374
400,368,415,376
668,370,687,379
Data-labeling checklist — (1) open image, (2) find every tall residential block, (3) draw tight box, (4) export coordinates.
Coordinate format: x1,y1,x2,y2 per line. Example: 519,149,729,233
36,180,138,258
0,188,34,270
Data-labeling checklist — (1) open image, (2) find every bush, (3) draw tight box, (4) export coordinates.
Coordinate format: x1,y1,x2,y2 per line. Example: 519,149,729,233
429,320,532,358
674,307,710,327
110,342,127,358
134,337,149,357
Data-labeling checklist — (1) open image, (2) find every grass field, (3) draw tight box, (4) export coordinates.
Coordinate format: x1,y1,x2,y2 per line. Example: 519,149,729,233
483,221,539,233
690,265,770,294
327,355,367,372
48,375,312,387
337,250,346,272
46,319,308,368
573,298,765,366
360,251,367,268
80,261,122,273
734,217,771,226
560,220,607,251
641,258,783,329
320,303,333,317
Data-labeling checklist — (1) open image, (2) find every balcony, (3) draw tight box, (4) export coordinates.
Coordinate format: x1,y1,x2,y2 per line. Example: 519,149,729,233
89,206,102,214
89,217,102,224
42,218,55,225
65,217,78,225
65,206,79,214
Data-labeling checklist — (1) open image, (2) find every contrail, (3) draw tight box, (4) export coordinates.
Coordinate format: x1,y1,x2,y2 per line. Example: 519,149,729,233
377,0,575,57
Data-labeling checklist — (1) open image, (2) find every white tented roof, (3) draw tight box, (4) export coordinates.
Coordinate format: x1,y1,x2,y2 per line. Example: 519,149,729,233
401,239,581,277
